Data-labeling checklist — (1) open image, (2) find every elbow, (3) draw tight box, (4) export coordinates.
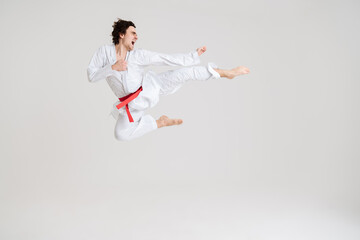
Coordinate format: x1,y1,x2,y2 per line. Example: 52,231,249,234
87,70,96,83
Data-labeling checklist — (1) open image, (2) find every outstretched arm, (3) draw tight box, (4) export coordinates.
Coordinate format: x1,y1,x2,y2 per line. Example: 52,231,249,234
133,46,206,67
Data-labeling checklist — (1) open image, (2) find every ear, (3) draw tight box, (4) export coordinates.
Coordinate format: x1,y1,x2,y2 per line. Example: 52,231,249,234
119,33,125,39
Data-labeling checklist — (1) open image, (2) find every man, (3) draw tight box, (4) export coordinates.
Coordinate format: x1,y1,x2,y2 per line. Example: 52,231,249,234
87,19,250,141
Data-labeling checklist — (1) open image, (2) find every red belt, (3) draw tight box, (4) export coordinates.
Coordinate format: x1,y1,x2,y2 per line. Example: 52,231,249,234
116,86,143,122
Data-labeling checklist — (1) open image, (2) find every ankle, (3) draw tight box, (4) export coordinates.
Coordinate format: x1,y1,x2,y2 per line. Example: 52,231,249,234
214,68,227,78
156,119,163,128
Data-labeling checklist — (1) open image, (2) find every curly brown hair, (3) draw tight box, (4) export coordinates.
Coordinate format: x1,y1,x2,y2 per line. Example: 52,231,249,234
111,19,136,45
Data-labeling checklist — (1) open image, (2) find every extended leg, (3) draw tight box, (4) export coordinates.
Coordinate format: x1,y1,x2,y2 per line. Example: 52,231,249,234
157,63,220,95
157,63,250,95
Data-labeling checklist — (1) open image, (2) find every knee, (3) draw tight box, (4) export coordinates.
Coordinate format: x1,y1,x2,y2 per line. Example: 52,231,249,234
114,129,131,141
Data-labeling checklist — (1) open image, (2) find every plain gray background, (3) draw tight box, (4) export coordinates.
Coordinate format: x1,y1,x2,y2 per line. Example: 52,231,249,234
1,0,359,239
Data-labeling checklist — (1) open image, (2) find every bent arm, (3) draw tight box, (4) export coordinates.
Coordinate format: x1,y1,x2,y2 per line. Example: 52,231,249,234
87,47,114,83
134,49,200,67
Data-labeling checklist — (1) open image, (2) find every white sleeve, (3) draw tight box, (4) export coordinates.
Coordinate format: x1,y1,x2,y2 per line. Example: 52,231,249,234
133,49,201,67
87,46,114,83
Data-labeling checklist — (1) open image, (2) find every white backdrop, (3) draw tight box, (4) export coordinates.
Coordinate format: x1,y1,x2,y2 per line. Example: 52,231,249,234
1,0,359,239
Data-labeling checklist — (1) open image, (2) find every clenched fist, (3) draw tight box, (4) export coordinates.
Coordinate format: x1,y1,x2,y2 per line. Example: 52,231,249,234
112,59,127,71
197,46,206,56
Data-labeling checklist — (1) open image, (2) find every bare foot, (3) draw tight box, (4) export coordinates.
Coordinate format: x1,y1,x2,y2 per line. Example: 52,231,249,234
156,115,183,128
215,66,250,79
197,46,207,56
228,66,250,78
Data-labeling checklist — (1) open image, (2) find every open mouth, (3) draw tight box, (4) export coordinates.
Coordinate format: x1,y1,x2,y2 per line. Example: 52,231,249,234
131,41,135,46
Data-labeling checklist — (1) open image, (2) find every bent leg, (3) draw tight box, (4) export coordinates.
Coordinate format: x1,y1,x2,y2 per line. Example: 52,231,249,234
114,111,157,141
114,113,183,140
156,115,183,128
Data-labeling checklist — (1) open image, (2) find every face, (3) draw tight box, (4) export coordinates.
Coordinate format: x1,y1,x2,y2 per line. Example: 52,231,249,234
120,26,138,51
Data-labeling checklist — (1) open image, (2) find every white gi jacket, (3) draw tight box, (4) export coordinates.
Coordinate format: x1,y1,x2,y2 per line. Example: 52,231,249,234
87,44,201,118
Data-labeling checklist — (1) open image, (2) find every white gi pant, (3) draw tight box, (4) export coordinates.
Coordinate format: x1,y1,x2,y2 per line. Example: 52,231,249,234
114,63,220,141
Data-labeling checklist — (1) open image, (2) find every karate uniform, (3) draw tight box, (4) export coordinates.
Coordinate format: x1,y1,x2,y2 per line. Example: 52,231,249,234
87,44,220,141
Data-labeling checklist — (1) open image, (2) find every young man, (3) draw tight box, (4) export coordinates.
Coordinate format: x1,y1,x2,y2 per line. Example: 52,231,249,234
87,19,250,141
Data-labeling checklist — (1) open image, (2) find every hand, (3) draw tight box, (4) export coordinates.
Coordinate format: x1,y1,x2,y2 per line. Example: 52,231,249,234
112,59,127,71
197,46,206,56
